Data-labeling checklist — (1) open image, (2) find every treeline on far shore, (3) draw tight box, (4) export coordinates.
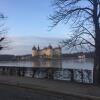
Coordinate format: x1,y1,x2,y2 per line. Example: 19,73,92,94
0,55,16,61
0,52,94,61
62,52,94,58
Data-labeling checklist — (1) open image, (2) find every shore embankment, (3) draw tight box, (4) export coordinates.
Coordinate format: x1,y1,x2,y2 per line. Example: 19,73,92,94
0,75,100,100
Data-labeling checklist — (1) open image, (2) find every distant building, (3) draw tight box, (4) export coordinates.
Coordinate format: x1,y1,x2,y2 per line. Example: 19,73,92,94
78,52,85,59
32,45,61,58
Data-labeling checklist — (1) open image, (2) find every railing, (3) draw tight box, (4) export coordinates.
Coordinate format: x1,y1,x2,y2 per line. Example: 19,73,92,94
0,66,93,84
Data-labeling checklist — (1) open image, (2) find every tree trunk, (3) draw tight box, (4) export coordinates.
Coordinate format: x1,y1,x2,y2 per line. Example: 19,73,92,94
93,29,100,84
93,0,100,84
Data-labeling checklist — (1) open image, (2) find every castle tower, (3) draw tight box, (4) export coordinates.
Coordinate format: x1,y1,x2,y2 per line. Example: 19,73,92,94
37,45,40,51
45,44,53,58
53,45,61,57
48,44,52,49
37,45,40,56
32,46,38,57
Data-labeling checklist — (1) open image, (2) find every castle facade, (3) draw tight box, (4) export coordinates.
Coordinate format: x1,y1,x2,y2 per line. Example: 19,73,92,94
32,45,61,58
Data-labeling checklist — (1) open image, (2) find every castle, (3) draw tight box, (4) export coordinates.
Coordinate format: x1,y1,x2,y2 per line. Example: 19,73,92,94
32,45,61,58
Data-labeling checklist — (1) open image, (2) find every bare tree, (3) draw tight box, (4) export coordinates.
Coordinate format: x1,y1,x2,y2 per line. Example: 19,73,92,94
0,13,7,50
50,0,100,84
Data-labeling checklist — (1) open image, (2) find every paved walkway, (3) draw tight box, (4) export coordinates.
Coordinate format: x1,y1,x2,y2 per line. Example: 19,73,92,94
0,84,64,100
0,75,100,100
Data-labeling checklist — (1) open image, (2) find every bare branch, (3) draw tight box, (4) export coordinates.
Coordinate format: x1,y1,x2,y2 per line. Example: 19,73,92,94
79,36,95,47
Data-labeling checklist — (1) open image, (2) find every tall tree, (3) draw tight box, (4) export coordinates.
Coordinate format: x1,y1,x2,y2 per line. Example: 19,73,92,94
0,13,7,50
50,0,100,83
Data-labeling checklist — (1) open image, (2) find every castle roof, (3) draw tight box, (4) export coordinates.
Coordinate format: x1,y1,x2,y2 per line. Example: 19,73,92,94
32,45,61,51
48,44,52,49
32,46,37,50
55,46,61,49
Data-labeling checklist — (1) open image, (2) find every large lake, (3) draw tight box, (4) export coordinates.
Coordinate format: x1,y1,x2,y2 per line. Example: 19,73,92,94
0,58,94,83
0,58,93,70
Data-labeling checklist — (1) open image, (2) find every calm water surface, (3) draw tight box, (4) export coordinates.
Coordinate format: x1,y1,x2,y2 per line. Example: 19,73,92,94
0,58,93,70
0,58,94,83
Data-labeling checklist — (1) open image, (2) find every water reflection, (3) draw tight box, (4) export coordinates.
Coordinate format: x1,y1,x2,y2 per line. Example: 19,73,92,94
0,58,93,70
0,59,93,83
0,67,93,83
32,59,62,68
